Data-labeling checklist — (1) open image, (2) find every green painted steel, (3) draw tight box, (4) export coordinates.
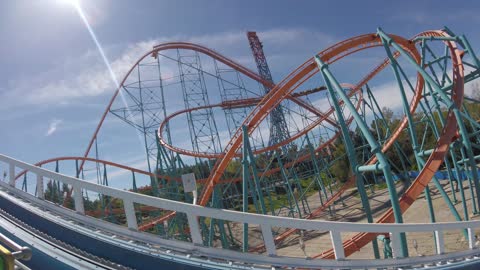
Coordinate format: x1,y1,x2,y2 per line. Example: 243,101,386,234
27,28,480,261
315,57,382,258
379,28,480,215
242,125,250,252
380,33,464,237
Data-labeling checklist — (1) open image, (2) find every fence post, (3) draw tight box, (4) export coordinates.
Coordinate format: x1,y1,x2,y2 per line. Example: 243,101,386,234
261,225,276,256
187,213,203,245
390,232,404,258
468,228,476,249
73,185,84,214
36,174,44,199
435,230,445,255
124,199,138,231
330,230,345,259
9,163,15,186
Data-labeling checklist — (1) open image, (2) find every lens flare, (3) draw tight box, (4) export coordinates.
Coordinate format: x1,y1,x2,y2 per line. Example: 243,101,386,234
71,2,146,161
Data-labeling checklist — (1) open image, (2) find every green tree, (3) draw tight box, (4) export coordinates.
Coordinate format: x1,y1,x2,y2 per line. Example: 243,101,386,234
330,139,351,183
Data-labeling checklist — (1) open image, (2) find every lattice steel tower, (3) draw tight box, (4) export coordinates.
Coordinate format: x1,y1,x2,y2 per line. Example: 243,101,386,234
247,32,290,149
177,50,222,162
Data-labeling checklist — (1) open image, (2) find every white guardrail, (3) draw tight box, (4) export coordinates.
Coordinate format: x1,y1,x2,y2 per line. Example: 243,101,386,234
2,153,480,269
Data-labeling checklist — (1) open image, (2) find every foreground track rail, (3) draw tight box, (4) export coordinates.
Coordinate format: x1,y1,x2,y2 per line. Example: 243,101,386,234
3,154,480,269
0,197,129,270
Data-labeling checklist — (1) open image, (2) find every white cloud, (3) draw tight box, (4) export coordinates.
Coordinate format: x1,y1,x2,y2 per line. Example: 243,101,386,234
45,119,63,136
0,28,335,109
389,9,480,25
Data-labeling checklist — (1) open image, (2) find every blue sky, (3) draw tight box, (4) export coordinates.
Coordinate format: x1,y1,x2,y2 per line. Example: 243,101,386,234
1,0,480,186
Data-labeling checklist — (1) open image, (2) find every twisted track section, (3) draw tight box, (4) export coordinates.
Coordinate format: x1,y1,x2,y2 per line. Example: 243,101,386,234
197,33,420,208
316,29,465,259
80,42,335,170
157,84,358,158
137,33,422,234
250,30,464,257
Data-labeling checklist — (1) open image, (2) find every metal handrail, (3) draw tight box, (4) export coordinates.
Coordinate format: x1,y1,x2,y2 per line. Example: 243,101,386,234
0,232,31,270
0,233,31,261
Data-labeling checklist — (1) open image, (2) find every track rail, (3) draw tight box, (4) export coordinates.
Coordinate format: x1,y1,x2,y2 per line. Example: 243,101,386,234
112,32,424,237
12,28,479,262
315,29,466,259
157,84,358,158
3,154,480,269
0,203,128,269
79,42,334,171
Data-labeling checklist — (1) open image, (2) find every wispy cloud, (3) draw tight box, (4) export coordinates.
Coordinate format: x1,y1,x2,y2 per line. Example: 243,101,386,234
45,119,63,136
389,9,480,25
0,28,335,110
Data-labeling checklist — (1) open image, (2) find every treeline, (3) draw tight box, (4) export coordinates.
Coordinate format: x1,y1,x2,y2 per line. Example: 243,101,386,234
330,96,480,183
43,91,480,212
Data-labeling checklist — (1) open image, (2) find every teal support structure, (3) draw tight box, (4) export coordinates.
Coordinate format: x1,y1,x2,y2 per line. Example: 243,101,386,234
315,57,380,259
305,134,329,208
379,30,465,242
377,28,480,215
242,125,250,252
275,151,303,218
315,55,406,257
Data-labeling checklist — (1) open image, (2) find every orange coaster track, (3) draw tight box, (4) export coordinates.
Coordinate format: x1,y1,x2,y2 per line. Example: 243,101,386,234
19,29,477,260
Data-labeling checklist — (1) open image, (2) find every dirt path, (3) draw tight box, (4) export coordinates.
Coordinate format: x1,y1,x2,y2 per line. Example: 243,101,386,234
269,179,480,259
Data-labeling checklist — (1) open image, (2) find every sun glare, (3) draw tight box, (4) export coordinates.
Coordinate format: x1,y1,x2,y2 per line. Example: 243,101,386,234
57,0,80,8
64,0,147,154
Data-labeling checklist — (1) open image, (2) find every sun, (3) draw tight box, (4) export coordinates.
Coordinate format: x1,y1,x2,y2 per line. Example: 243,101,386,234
57,0,80,7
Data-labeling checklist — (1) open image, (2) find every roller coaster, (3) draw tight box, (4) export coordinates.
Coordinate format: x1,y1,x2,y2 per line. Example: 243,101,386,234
2,27,480,269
